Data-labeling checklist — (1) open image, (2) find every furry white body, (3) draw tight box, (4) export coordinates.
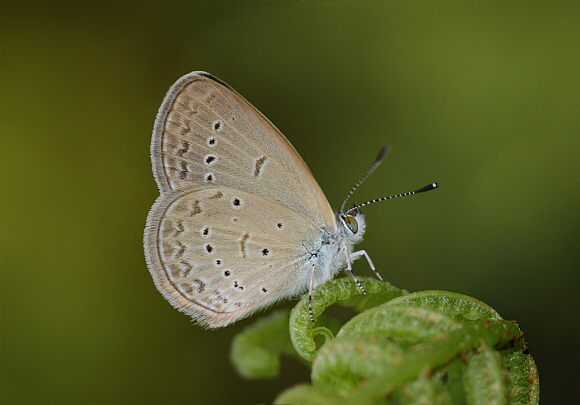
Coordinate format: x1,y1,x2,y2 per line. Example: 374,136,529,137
304,212,366,291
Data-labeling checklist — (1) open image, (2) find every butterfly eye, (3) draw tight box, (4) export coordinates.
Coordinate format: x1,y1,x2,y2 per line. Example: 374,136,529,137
343,215,358,234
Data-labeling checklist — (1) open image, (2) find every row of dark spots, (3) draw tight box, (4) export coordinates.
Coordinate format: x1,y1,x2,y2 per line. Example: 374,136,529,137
209,245,268,257
231,279,268,294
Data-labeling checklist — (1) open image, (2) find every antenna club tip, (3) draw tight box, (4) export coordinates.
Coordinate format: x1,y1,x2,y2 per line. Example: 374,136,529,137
375,145,389,162
415,182,439,193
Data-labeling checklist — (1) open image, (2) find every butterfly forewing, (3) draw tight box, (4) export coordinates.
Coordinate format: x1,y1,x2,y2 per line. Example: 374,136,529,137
151,71,335,226
146,72,337,327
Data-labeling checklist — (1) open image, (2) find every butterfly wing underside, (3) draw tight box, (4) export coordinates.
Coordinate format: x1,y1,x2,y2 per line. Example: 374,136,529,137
145,187,319,327
150,71,334,223
145,72,336,327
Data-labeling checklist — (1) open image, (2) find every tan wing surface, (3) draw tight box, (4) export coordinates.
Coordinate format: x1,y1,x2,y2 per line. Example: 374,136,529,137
151,71,335,229
144,186,316,328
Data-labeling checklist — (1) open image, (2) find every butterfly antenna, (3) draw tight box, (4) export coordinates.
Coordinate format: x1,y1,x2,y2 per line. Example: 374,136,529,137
340,145,389,213
345,182,439,214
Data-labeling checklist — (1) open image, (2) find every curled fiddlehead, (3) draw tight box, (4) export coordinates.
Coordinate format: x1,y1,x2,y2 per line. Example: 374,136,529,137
230,277,539,405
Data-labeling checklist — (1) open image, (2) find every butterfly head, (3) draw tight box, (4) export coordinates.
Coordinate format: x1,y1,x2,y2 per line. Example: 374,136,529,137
337,207,366,243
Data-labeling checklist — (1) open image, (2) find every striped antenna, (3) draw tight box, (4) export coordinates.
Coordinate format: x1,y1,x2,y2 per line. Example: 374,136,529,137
340,145,389,212
344,182,439,214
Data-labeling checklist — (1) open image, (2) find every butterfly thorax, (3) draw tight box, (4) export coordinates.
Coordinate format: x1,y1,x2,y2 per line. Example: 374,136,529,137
305,211,366,289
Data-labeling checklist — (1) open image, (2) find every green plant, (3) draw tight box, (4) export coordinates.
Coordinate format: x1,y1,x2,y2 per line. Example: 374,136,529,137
231,277,539,405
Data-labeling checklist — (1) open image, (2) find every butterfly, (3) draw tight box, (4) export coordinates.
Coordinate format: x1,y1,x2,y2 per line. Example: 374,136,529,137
144,71,437,328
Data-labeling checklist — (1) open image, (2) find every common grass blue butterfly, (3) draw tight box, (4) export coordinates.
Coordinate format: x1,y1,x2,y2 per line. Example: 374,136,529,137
144,72,437,328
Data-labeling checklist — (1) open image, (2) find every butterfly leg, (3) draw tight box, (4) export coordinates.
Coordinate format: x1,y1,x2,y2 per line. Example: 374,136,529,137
351,250,383,282
308,263,315,324
341,244,366,295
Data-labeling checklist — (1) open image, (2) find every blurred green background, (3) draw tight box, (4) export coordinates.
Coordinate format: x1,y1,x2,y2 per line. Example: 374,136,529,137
1,1,578,404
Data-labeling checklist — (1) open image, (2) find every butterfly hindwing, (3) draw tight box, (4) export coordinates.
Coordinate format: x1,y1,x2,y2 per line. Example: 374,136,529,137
144,186,317,328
